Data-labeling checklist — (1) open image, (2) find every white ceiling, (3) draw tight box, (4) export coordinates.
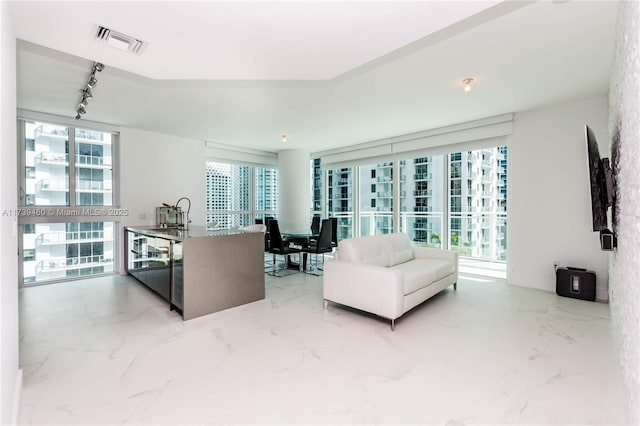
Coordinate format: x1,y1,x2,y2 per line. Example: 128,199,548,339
11,1,619,154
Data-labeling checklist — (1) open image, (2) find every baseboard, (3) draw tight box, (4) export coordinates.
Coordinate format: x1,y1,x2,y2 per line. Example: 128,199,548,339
10,369,22,426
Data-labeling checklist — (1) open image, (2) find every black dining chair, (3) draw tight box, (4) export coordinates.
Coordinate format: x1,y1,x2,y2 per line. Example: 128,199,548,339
263,216,274,252
267,219,302,276
303,219,334,275
310,215,321,235
329,217,338,248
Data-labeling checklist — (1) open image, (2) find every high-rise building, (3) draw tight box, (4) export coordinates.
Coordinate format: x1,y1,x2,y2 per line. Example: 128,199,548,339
206,162,279,227
450,148,507,260
325,146,507,261
359,162,394,236
22,122,114,283
255,167,278,215
311,158,322,213
400,156,445,245
327,168,354,240
206,163,233,228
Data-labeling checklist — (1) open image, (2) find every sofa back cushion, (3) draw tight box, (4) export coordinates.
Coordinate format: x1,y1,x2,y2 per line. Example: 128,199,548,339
337,234,391,267
336,233,415,267
385,233,415,266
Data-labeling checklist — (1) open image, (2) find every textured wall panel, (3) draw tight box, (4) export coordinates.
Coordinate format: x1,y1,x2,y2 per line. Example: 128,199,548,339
608,2,640,424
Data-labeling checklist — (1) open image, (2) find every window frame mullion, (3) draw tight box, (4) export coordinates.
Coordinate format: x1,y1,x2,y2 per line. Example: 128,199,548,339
68,127,76,207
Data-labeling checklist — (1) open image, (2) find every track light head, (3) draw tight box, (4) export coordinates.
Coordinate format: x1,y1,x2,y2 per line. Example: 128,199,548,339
82,87,93,99
86,75,98,88
77,105,86,114
75,114,81,120
93,62,105,72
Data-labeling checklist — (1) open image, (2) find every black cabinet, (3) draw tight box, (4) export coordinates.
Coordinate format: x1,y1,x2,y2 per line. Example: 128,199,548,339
125,229,183,311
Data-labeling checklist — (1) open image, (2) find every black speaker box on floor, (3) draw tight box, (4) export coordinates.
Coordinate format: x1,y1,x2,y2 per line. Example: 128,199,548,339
556,267,596,301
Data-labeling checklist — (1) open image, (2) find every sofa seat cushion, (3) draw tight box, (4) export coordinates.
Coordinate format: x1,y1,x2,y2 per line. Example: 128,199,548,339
391,259,456,295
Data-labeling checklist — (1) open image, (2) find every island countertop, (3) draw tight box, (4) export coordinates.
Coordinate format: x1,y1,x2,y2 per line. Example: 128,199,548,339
124,225,248,241
125,225,265,320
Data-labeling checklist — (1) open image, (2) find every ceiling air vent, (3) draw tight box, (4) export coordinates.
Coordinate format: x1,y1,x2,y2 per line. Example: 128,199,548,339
94,25,145,55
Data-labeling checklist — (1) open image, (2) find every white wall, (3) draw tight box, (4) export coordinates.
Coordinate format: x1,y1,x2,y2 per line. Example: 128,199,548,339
0,2,21,423
608,2,640,424
119,127,206,271
508,96,610,300
278,149,311,233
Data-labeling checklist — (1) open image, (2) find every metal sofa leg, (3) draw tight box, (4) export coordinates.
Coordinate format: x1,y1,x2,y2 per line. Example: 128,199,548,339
454,282,457,290
391,318,395,331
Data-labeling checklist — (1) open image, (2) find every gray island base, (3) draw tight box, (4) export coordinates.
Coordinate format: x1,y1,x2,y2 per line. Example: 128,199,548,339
125,226,265,320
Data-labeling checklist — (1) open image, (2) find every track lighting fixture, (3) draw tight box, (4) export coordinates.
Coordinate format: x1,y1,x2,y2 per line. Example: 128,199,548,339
75,61,104,120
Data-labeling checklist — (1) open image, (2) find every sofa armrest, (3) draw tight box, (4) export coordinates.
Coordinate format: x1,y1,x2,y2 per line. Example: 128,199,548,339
323,260,404,320
413,247,458,277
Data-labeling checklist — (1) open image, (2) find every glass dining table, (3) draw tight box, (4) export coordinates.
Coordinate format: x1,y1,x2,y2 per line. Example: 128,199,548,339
281,231,319,270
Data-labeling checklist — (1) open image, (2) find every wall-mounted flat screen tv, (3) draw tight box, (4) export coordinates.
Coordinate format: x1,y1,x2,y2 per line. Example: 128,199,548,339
585,125,614,232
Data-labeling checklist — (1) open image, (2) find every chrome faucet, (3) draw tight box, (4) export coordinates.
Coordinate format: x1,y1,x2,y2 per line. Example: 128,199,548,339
175,197,191,230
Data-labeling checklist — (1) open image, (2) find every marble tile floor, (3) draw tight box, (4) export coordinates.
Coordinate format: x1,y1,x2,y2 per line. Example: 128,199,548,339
18,273,627,425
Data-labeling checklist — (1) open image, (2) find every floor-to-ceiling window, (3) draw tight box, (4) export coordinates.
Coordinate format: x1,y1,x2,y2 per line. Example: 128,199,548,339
327,167,354,240
255,166,279,220
359,162,394,236
311,158,322,217
18,119,118,285
205,162,250,227
448,148,507,261
399,156,445,248
205,161,278,226
314,144,507,264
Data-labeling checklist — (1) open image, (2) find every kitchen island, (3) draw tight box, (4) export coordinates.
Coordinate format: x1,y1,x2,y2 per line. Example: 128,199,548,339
124,225,265,320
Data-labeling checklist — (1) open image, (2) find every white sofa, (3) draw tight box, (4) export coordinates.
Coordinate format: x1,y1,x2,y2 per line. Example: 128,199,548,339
323,232,458,330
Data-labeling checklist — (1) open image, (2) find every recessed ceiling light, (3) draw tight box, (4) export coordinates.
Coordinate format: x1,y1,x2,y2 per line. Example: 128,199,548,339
463,78,475,92
281,134,288,143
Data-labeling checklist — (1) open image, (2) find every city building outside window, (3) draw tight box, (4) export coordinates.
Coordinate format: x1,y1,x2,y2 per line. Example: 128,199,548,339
327,168,354,240
359,162,393,236
399,156,444,248
316,145,507,262
205,162,278,227
448,147,507,261
18,119,118,285
311,158,322,216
